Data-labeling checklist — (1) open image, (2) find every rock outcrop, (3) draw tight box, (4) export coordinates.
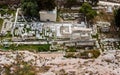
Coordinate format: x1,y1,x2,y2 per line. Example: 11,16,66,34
0,50,120,75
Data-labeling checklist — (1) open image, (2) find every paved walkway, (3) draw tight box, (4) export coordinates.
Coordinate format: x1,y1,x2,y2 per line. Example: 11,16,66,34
12,8,20,37
1,41,52,45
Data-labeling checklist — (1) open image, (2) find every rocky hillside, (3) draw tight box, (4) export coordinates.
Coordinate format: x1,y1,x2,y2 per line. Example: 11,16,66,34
0,50,120,75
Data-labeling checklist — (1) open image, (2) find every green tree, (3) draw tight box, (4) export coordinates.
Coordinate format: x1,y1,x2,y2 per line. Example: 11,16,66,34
21,0,39,17
79,2,97,24
114,8,120,27
37,0,56,11
21,0,56,17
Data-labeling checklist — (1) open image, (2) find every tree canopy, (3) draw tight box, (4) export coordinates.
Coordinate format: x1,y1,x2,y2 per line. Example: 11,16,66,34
37,0,56,11
64,0,77,8
114,8,120,27
79,2,97,22
21,0,56,17
21,0,38,17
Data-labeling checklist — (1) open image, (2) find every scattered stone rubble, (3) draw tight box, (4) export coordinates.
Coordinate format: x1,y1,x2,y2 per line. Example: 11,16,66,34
0,50,120,75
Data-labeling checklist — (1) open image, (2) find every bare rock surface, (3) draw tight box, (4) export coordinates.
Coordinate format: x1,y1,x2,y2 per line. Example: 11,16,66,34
0,50,120,75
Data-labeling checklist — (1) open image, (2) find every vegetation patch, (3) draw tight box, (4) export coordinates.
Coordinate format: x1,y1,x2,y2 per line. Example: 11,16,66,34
64,50,100,59
0,44,51,52
0,18,3,31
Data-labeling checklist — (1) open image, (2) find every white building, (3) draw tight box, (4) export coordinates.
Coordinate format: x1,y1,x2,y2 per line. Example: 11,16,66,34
43,22,93,41
72,27,92,40
39,8,57,22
